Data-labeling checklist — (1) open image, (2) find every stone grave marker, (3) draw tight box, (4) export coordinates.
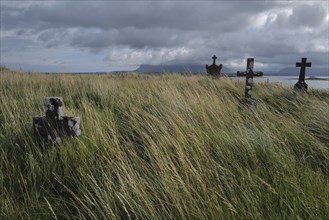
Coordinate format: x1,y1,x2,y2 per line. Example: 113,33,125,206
295,57,311,90
33,97,81,143
238,58,258,108
205,55,223,76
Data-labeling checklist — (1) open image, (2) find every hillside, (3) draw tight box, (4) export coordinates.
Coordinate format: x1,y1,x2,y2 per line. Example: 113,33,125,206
1,70,329,219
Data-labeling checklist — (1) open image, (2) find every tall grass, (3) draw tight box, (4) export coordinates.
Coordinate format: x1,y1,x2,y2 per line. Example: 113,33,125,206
1,70,328,219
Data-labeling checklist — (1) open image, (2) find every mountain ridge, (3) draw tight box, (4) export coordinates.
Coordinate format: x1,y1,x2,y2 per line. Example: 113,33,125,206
135,64,231,74
134,64,328,76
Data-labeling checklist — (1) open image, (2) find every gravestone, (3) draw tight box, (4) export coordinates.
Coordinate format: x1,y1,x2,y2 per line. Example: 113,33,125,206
239,58,258,108
294,57,311,90
33,97,81,143
205,55,223,76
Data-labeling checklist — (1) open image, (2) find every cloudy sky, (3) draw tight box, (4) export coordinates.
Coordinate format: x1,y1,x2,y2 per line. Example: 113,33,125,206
1,0,328,72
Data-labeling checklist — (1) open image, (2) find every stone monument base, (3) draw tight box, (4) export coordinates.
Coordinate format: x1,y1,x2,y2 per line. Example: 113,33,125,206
33,116,81,143
294,81,308,90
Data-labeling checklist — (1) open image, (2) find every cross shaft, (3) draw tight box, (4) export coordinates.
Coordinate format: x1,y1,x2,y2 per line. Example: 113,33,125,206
296,57,311,82
212,55,217,65
245,58,255,99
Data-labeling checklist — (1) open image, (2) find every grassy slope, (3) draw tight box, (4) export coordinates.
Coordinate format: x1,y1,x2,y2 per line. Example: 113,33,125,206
0,70,328,219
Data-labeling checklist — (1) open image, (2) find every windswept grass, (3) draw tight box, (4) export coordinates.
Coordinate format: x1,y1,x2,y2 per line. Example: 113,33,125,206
1,70,329,219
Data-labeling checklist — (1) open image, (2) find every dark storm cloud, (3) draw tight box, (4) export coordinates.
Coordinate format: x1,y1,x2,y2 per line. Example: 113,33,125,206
1,1,328,71
70,27,186,49
2,1,275,31
59,1,280,51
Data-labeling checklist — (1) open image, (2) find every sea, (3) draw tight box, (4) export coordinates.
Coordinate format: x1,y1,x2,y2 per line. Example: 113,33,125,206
234,76,329,90
34,70,329,90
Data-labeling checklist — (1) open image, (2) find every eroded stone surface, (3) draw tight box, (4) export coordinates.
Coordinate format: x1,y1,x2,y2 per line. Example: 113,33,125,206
244,58,255,99
238,58,258,109
45,97,64,120
33,97,81,143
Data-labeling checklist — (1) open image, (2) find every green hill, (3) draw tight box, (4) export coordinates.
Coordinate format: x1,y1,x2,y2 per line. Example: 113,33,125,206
1,69,328,219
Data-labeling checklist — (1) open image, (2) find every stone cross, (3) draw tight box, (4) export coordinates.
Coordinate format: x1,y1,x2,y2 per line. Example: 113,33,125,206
33,97,81,143
237,58,259,99
244,58,255,99
295,57,311,90
238,58,259,109
237,58,263,77
205,55,222,76
212,55,217,65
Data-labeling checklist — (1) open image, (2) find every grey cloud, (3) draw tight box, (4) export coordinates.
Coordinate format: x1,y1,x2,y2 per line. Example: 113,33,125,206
290,3,327,28
70,30,113,49
1,37,35,52
15,29,27,36
3,1,278,51
37,29,72,48
53,60,67,65
272,2,327,29
259,51,328,69
70,27,190,49
1,1,328,72
2,1,276,31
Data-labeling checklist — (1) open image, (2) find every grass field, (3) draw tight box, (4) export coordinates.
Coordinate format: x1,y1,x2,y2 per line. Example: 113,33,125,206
1,69,329,219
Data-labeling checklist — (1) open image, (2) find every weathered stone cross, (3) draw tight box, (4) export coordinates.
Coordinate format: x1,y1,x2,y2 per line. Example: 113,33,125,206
33,97,81,143
238,58,259,109
295,57,311,90
205,55,222,76
237,58,260,99
244,58,255,99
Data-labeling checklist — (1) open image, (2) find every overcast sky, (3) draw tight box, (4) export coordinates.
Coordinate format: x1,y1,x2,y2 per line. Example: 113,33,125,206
1,0,328,72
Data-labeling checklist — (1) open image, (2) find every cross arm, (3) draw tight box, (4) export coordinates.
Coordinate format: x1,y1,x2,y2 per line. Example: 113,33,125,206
296,62,312,67
237,71,263,77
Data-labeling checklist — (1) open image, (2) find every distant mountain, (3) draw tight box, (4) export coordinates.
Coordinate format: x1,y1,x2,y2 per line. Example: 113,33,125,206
134,64,328,77
135,64,232,74
274,67,328,76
